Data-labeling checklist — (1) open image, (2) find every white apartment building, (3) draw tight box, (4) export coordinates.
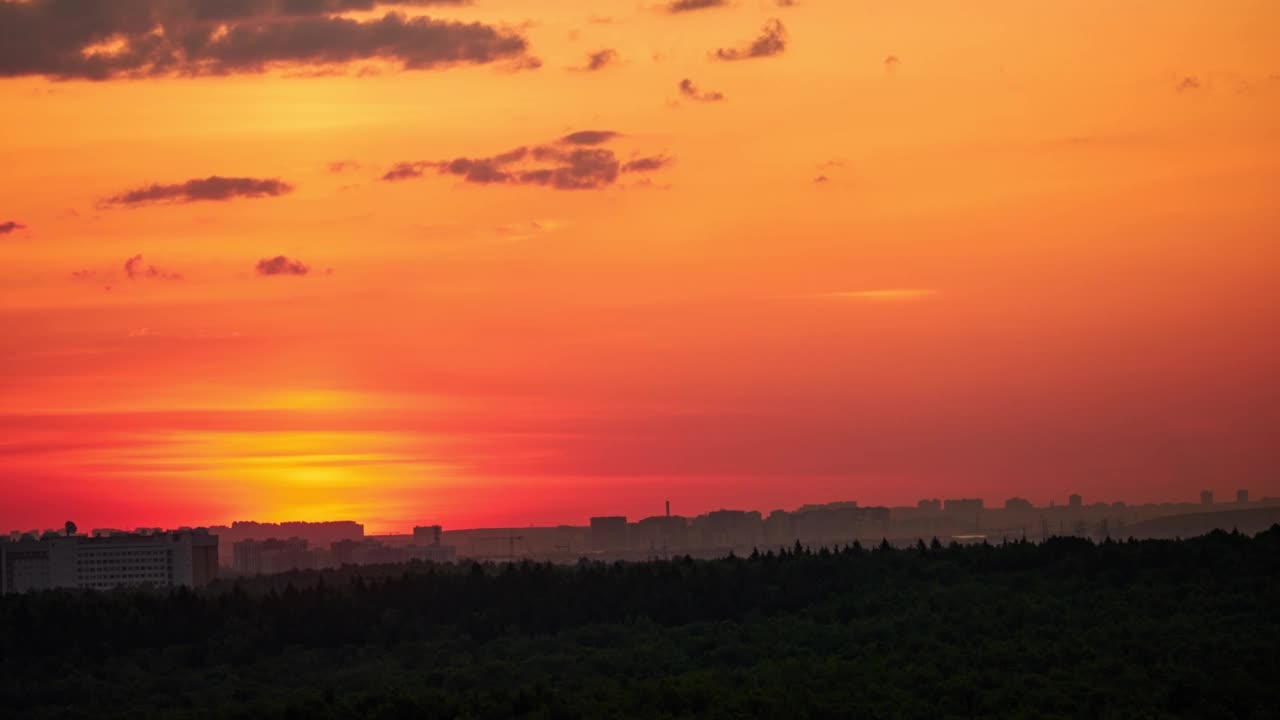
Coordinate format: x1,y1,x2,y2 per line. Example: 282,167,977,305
1,529,219,594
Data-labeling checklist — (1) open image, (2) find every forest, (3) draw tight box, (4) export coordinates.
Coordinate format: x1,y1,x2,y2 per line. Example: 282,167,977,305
3,528,1278,719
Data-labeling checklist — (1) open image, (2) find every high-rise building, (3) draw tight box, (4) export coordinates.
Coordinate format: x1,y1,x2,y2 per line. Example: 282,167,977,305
1200,490,1213,506
943,498,984,513
1236,489,1249,504
1004,497,1034,511
232,538,312,575
589,516,628,552
917,499,942,512
1,528,218,594
413,525,443,545
1068,494,1083,508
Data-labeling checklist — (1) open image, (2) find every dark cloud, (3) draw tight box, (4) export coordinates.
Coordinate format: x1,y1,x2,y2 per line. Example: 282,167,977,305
0,221,27,234
0,1,528,80
256,255,310,276
577,48,618,71
327,160,360,173
678,78,725,102
124,255,183,280
622,155,674,172
384,132,672,190
214,1,470,18
1176,76,1202,92
561,130,620,146
813,175,830,184
713,19,787,61
107,176,294,206
382,162,432,181
665,0,728,13
776,0,798,6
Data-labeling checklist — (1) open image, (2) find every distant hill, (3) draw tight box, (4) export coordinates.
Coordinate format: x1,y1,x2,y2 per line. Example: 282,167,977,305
1125,505,1280,539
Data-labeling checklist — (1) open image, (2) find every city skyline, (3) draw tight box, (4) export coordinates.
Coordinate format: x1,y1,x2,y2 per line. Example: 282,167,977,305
6,485,1267,537
3,0,1279,533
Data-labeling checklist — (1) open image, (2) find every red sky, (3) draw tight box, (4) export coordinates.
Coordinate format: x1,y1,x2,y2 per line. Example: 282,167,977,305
2,0,1278,532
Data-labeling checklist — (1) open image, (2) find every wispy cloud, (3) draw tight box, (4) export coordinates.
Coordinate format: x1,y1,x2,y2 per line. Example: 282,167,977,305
107,176,293,206
679,78,725,102
574,49,619,72
256,256,310,276
1176,76,1202,92
0,221,27,234
664,0,729,13
124,255,183,281
383,132,672,191
561,130,621,146
713,19,787,61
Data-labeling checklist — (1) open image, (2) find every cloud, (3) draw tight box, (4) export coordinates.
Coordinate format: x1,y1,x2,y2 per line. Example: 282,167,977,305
0,1,529,80
384,132,672,190
678,78,725,102
328,160,360,173
0,221,27,234
561,130,620,146
255,255,310,276
884,55,900,72
813,175,830,184
382,162,432,181
713,19,787,61
574,48,618,72
123,255,183,280
106,176,293,206
1176,76,1202,92
664,0,728,12
622,155,674,172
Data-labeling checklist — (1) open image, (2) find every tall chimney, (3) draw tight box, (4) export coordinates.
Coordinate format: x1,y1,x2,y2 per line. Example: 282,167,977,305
665,500,670,517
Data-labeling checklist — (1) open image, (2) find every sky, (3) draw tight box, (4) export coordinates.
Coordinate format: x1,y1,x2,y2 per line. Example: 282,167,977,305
2,0,1278,533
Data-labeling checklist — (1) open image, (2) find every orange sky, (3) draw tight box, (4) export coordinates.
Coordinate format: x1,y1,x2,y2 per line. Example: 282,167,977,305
2,0,1278,532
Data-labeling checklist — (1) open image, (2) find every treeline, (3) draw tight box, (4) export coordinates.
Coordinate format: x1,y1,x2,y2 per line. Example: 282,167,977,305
3,529,1279,719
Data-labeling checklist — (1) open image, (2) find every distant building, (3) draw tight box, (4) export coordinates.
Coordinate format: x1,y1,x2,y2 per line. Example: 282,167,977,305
917,499,942,512
943,498,984,513
589,516,628,552
402,543,457,563
1236,489,1249,504
790,504,887,546
413,525,443,545
763,510,794,544
1200,490,1213,506
1,528,218,594
1068,494,1082,508
232,538,313,575
209,520,363,567
1004,497,1033,511
633,515,688,553
695,510,763,549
